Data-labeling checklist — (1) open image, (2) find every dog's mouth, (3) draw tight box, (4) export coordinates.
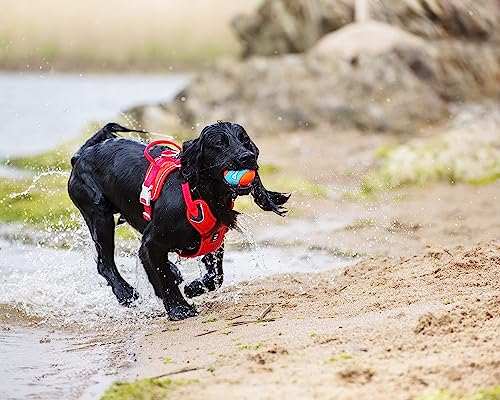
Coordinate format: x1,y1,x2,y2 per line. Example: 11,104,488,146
231,184,253,196
223,169,256,196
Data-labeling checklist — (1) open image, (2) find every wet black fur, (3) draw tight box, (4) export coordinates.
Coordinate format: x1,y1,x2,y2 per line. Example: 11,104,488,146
68,122,289,320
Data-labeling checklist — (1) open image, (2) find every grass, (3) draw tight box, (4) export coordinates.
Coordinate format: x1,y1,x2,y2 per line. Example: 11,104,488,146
307,244,363,258
344,218,376,230
324,353,353,364
7,136,83,171
359,129,500,196
231,163,328,214
100,378,193,400
417,386,500,400
237,343,264,351
0,174,78,230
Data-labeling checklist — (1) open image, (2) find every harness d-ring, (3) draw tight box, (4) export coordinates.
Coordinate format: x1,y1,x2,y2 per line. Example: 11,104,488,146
144,140,182,163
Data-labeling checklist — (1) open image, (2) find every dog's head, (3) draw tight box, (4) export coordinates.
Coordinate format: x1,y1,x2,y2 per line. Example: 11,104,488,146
181,121,289,216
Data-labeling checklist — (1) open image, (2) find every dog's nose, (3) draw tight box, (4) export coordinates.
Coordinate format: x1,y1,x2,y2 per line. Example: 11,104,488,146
240,151,255,164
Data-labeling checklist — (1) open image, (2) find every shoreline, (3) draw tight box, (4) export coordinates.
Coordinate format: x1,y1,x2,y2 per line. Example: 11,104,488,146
119,239,499,399
106,131,500,398
1,89,499,398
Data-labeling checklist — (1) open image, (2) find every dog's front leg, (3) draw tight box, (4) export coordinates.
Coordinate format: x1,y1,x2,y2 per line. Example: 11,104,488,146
184,246,224,298
139,229,197,320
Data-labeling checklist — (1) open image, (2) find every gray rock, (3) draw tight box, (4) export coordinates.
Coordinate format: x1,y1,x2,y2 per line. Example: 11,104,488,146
232,0,500,58
152,23,498,134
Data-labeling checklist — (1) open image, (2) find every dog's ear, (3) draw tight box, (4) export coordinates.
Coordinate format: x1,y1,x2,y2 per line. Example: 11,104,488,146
181,138,202,185
251,172,290,216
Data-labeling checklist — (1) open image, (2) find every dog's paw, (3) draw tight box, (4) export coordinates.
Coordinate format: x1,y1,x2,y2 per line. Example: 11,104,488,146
184,280,206,298
166,303,198,321
115,285,139,307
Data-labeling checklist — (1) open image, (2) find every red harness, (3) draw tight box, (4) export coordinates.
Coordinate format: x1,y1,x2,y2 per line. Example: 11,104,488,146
139,140,228,258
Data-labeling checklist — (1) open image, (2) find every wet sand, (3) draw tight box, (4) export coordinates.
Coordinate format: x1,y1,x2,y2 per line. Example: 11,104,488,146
121,130,500,399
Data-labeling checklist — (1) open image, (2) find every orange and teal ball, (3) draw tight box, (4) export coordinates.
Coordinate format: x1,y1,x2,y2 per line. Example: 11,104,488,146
223,169,256,187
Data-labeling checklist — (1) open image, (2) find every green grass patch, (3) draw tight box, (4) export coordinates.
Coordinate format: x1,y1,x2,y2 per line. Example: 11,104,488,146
37,42,59,61
202,317,218,324
257,163,326,198
162,357,174,365
344,218,376,230
126,40,236,66
115,225,140,241
234,163,326,213
8,141,77,171
237,343,264,351
324,352,353,364
417,386,500,400
100,377,194,400
0,174,78,230
258,163,281,175
359,130,500,195
276,177,327,198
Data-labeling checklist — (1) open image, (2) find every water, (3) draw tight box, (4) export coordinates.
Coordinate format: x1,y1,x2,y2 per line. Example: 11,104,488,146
0,72,355,399
0,71,191,399
0,222,354,399
0,72,190,158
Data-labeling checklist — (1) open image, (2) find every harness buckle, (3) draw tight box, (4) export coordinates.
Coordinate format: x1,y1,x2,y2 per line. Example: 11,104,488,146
140,184,151,206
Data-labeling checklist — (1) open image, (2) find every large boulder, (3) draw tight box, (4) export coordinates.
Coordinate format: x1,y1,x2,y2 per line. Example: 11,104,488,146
232,0,353,58
232,0,500,58
158,23,452,134
128,6,500,135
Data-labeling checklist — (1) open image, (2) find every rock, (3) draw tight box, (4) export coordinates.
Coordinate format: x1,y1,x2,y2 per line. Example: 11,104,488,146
312,21,429,59
123,104,185,136
154,23,452,134
130,4,500,135
232,0,500,57
232,0,353,58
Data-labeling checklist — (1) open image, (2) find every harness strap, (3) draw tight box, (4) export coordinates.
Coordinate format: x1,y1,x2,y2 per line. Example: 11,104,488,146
144,140,181,163
140,139,228,258
141,140,182,221
181,182,198,217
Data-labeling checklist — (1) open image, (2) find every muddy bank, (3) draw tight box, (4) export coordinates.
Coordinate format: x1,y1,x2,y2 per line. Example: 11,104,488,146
124,240,499,399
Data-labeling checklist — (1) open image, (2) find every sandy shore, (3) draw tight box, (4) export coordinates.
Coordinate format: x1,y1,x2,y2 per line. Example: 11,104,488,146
113,130,499,399
125,240,499,399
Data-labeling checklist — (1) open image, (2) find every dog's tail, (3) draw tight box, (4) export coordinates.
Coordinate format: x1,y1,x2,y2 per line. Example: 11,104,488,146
71,123,146,167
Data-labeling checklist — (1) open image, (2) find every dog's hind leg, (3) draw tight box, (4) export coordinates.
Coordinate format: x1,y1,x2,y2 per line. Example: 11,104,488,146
139,226,197,320
68,173,138,306
184,246,224,298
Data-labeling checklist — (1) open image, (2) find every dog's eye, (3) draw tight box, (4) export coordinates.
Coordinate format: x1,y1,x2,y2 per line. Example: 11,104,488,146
212,135,227,147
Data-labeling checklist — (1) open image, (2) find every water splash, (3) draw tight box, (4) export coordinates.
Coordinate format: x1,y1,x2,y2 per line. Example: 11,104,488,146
8,170,70,199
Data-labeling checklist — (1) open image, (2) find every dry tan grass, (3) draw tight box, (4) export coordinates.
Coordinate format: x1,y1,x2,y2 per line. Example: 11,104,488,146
0,0,261,69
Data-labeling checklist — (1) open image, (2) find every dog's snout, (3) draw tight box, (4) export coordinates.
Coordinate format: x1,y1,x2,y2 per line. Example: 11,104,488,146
240,151,255,164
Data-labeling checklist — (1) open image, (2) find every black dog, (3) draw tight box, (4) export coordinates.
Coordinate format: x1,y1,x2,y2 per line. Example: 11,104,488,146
68,121,289,320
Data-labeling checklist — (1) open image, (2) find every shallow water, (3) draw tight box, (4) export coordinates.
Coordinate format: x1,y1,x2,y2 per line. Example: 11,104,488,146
0,225,354,399
0,71,355,399
0,72,190,158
